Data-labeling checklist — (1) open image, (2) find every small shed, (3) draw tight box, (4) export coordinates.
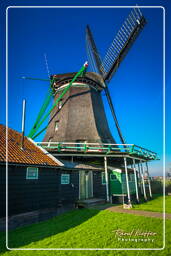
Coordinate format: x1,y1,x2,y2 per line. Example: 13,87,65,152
109,167,138,196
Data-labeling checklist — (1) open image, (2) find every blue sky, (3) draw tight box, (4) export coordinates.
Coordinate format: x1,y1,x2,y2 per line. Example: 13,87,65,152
0,0,170,175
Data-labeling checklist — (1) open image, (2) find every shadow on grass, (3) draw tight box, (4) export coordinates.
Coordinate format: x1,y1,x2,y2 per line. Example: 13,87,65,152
89,203,120,210
133,194,163,209
0,208,100,252
138,193,163,204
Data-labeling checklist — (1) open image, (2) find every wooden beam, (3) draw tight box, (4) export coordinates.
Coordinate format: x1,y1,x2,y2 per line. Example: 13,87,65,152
146,162,152,198
138,163,143,195
104,156,110,202
140,160,147,201
133,158,139,202
124,157,131,204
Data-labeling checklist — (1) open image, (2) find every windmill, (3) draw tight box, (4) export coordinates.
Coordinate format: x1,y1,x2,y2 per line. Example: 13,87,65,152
26,7,157,204
27,7,157,164
34,7,146,146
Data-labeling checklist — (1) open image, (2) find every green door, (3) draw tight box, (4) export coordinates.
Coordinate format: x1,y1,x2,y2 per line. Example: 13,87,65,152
109,171,122,195
79,171,93,199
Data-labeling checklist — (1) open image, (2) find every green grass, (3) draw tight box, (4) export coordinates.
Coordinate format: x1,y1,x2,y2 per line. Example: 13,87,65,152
132,195,171,213
0,208,170,256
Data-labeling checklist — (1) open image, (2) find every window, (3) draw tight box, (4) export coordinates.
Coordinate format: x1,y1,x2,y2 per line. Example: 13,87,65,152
55,121,59,131
61,174,70,184
101,172,106,185
26,167,38,179
110,174,117,181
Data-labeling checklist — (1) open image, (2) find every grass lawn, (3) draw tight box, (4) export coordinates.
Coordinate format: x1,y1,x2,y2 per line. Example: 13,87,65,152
132,194,171,213
0,208,170,256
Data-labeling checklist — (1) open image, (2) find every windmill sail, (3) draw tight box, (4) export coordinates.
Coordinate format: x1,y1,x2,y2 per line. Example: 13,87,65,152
85,24,126,145
101,8,146,82
86,25,106,76
85,8,146,145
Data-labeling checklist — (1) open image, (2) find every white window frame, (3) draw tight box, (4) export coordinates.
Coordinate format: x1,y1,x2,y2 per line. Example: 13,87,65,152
61,174,70,184
26,167,38,180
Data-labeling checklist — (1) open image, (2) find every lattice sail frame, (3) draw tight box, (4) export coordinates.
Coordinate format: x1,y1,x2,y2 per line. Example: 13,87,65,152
85,7,146,145
86,8,146,83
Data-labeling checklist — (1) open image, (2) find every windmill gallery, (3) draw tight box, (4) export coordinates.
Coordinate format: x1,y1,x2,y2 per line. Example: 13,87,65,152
0,8,159,227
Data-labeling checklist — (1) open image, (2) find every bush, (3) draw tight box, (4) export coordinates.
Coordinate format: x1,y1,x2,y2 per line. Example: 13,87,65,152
151,179,171,194
165,179,171,193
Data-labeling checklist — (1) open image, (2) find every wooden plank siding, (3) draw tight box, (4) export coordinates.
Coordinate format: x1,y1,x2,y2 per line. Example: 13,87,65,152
58,170,79,204
93,171,106,199
0,165,80,217
0,164,107,218
0,166,6,217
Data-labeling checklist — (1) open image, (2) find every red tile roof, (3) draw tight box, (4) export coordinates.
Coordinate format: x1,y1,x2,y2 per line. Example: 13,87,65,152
0,124,62,167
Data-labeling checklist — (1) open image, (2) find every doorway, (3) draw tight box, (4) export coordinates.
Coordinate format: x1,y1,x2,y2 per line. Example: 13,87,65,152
79,171,93,200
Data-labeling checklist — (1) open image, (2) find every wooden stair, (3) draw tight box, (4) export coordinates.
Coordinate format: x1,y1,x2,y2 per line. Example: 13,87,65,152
76,198,106,208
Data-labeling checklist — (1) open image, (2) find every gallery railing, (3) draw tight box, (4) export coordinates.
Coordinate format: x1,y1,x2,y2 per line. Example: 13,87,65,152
35,142,158,160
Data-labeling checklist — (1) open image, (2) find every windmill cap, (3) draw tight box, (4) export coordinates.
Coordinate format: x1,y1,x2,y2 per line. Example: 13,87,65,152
51,72,106,91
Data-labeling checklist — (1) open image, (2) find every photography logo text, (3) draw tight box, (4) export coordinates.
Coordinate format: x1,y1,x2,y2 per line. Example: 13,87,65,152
112,229,157,243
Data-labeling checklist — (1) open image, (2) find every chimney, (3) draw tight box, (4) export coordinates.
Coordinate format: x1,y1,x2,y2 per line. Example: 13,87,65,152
21,99,26,149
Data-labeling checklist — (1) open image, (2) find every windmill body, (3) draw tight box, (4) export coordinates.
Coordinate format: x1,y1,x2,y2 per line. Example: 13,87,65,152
43,72,116,144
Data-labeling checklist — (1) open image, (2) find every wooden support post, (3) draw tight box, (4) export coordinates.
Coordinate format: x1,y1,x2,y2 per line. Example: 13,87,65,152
146,162,152,198
133,159,139,203
140,160,147,201
138,163,143,194
104,157,110,202
124,157,131,205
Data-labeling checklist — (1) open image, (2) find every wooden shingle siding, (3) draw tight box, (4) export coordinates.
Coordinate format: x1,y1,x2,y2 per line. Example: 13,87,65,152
93,171,106,199
43,73,116,144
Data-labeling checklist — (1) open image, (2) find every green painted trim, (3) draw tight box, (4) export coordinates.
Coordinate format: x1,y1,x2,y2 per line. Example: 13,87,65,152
28,80,54,138
31,125,48,140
